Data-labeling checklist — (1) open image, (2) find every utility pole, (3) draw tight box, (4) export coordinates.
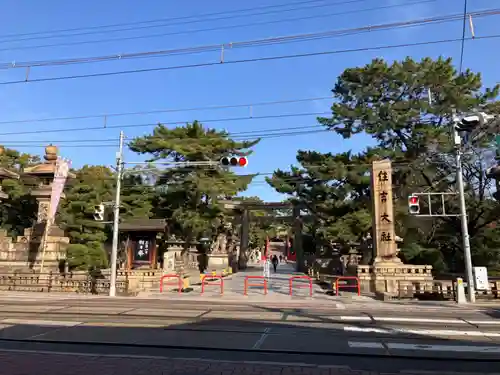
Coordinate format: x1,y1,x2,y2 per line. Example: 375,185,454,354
109,131,124,297
452,115,475,303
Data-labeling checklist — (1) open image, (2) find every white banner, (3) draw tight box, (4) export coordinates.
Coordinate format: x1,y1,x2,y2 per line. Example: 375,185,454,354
48,157,71,224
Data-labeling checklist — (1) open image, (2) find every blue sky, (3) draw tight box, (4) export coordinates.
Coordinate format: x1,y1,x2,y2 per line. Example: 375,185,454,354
0,0,498,201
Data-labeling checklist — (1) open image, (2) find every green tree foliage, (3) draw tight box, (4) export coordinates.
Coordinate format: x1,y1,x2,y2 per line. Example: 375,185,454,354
120,171,154,219
59,165,114,251
129,121,258,242
270,57,500,271
0,148,40,237
267,150,372,257
66,243,108,271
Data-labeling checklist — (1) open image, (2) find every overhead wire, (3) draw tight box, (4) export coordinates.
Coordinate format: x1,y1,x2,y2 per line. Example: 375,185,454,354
458,0,469,73
0,96,331,125
3,8,494,70
0,111,330,136
0,0,438,53
0,0,360,40
0,124,326,144
0,128,330,148
0,0,380,45
2,33,499,86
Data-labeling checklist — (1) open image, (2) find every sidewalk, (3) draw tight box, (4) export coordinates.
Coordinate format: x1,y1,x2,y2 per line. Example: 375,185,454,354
140,261,375,307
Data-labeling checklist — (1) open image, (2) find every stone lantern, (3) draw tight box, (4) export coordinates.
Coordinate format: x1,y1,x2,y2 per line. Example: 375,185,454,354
23,145,74,228
21,145,75,269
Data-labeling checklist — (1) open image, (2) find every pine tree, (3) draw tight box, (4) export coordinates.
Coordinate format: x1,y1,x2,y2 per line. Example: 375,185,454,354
0,148,40,237
59,165,114,270
129,121,258,242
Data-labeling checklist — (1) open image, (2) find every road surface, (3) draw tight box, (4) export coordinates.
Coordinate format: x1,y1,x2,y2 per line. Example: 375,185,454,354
0,292,498,374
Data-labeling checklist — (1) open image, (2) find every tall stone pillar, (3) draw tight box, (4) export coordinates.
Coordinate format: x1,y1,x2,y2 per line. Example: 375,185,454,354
370,159,402,265
22,145,74,270
356,159,433,295
239,209,249,269
293,204,303,271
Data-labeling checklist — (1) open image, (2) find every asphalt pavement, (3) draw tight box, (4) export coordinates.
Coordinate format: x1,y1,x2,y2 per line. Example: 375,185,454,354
0,262,498,374
0,294,498,374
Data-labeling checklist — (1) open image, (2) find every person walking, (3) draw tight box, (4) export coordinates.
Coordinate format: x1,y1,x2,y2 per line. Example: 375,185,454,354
271,254,279,273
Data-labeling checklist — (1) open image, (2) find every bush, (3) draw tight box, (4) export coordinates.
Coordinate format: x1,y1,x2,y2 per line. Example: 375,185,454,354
67,243,108,271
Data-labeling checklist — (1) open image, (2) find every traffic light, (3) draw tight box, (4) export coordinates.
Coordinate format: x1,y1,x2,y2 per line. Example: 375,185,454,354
408,195,420,215
220,156,248,167
93,204,105,221
455,112,495,132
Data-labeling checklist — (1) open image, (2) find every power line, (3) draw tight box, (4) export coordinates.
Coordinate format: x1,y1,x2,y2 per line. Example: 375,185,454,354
0,128,330,149
458,0,469,73
0,0,375,45
33,159,450,185
3,33,498,86
0,124,325,144
0,112,329,136
0,0,351,40
0,0,435,53
3,7,489,70
0,96,331,126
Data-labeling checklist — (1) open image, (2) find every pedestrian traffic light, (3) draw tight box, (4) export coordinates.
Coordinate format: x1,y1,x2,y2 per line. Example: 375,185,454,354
220,156,248,167
408,195,420,215
93,204,105,221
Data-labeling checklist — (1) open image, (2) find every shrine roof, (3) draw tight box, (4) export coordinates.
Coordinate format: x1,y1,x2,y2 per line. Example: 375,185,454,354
119,218,167,232
0,168,19,180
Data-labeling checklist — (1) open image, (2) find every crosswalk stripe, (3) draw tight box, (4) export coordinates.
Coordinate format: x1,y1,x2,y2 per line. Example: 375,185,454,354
348,341,500,353
1,319,81,327
339,316,500,325
386,342,500,353
343,326,500,337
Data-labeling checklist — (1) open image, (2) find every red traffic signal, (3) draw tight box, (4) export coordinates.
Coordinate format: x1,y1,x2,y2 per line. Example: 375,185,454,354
220,156,248,167
408,195,420,215
238,157,248,167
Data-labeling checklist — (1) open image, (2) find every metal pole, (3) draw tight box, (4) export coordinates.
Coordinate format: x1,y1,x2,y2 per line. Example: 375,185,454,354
109,131,124,297
452,123,476,303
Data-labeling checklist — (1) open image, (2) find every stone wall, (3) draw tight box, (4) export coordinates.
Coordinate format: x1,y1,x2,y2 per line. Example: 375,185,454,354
357,264,434,294
0,227,68,271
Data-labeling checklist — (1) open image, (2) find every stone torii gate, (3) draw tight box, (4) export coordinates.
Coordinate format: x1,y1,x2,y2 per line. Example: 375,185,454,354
221,200,307,271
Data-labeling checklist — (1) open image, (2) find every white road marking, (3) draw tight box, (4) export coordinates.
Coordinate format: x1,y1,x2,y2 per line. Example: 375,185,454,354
340,316,500,325
387,343,500,353
347,341,385,349
1,319,81,327
349,341,500,353
466,320,500,325
373,317,462,324
343,326,500,337
252,327,271,349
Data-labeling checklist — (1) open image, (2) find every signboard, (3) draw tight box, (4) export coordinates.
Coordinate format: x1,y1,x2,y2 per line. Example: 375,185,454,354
263,259,270,279
473,266,490,291
370,160,398,261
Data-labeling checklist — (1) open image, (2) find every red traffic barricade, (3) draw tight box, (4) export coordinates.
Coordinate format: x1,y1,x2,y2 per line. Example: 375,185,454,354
335,276,360,296
201,274,224,295
244,276,268,296
289,275,312,297
160,274,182,294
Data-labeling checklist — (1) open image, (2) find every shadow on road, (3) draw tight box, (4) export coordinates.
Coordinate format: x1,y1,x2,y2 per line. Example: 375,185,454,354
0,302,498,374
